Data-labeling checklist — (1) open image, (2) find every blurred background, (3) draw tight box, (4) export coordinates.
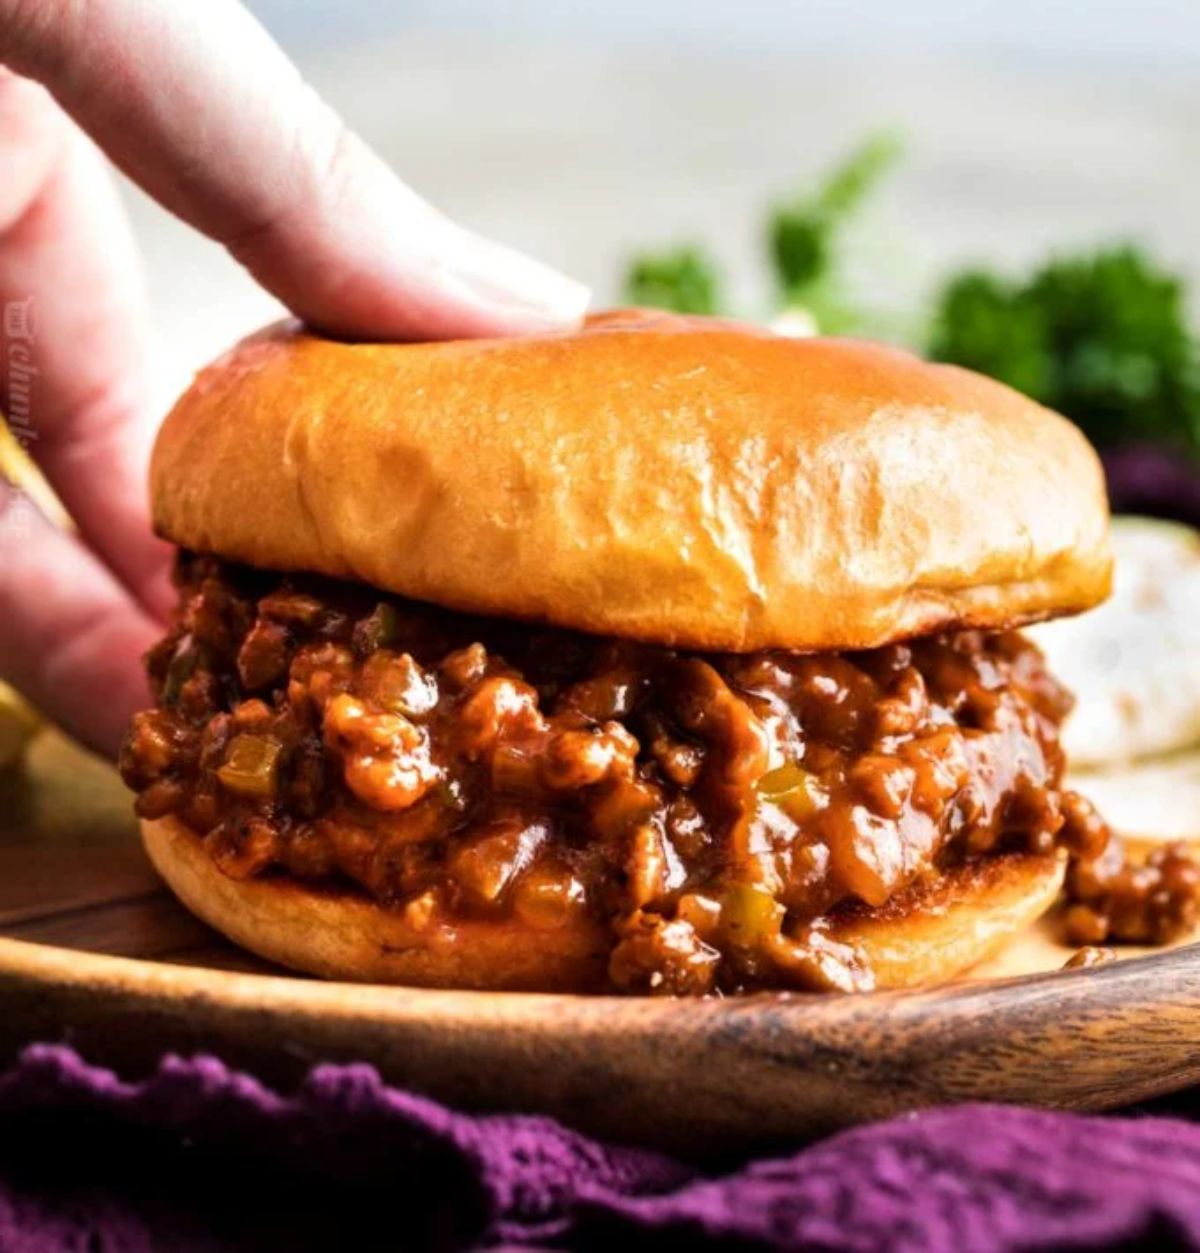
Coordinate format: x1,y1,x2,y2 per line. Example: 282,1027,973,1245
124,0,1200,397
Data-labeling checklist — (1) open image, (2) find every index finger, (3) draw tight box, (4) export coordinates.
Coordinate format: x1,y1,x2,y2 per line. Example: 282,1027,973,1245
0,0,589,340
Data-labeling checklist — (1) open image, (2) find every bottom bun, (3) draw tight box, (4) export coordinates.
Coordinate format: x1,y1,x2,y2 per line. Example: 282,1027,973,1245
826,851,1066,987
142,816,1065,992
141,816,610,991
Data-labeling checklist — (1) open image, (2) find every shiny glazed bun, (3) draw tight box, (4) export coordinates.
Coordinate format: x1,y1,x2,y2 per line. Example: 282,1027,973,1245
141,816,1064,991
151,311,1112,652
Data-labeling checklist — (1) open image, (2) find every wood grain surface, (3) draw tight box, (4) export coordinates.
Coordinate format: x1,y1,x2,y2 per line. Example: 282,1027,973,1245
2,728,1198,1154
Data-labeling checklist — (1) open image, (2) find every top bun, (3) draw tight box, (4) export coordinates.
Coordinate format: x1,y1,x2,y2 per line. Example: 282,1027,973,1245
151,310,1111,652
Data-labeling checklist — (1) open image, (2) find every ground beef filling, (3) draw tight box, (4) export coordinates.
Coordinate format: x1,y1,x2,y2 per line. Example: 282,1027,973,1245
121,556,1197,994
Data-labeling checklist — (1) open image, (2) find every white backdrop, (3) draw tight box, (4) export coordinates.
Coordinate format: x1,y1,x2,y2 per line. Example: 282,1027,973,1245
125,2,1200,406
249,1,1200,67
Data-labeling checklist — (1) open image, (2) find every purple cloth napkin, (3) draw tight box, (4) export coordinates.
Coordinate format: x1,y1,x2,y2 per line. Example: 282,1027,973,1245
1102,444,1200,528
2,1046,1200,1251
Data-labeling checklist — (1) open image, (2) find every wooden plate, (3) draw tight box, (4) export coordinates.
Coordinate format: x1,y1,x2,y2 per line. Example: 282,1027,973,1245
3,729,1199,1155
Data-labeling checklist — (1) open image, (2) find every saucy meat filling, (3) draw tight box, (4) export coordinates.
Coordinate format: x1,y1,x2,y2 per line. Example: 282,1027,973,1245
121,556,1197,993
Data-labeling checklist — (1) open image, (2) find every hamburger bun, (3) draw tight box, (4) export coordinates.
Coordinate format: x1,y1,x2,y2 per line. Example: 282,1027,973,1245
151,311,1111,653
142,815,1065,991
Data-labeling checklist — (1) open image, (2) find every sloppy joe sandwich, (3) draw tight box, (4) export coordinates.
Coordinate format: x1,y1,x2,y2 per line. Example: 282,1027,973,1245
121,310,1197,994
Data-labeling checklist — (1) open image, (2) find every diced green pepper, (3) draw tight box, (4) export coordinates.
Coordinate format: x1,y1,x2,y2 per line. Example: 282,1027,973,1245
217,734,282,798
356,603,400,652
756,761,825,823
721,884,784,949
162,643,198,706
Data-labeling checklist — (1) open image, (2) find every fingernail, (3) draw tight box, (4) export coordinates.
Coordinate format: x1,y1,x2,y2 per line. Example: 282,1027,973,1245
442,224,591,328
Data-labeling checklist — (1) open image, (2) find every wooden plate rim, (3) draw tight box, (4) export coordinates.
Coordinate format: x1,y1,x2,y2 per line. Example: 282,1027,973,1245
2,930,1199,1029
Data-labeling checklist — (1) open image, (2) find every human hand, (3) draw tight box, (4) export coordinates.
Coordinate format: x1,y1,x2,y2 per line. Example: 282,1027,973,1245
0,0,589,757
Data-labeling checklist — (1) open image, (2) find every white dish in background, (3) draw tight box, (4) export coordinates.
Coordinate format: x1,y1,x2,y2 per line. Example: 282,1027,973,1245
1030,516,1200,768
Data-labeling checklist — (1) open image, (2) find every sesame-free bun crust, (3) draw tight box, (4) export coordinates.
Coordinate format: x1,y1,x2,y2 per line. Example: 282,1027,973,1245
141,816,1065,991
141,818,611,991
151,311,1111,652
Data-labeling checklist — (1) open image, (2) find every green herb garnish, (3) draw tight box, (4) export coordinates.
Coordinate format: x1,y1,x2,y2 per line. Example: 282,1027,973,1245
929,246,1200,455
622,246,723,316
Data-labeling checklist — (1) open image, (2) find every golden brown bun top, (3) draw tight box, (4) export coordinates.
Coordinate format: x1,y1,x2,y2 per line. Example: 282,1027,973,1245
151,310,1112,652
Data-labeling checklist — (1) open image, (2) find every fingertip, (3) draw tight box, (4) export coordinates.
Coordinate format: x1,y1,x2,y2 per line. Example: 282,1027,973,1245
437,224,592,334
131,533,176,623
52,607,159,759
0,498,161,759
